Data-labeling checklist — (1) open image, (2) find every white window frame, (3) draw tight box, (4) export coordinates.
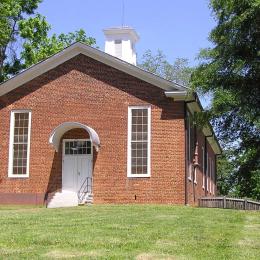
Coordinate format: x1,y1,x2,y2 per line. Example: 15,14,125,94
187,113,192,181
212,159,215,195
8,110,32,178
194,167,197,184
209,158,212,194
202,146,205,189
127,105,151,178
206,152,209,192
210,159,214,194
63,139,92,156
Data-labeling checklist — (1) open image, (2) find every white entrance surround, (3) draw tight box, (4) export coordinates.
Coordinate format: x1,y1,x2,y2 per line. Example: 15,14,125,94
48,139,93,208
48,122,99,208
49,122,100,152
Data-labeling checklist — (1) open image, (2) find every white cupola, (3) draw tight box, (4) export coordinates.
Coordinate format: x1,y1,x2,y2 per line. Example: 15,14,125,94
103,26,139,65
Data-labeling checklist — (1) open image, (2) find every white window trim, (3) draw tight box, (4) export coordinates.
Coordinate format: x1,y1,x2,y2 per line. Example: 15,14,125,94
187,114,192,181
188,162,192,181
127,105,151,178
210,158,214,194
212,159,215,195
206,152,209,192
194,167,197,184
188,116,192,181
8,110,32,178
62,139,92,156
209,158,212,194
202,146,205,189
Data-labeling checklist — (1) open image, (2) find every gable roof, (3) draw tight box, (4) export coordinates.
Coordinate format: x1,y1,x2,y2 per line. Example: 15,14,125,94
0,42,186,97
0,42,221,154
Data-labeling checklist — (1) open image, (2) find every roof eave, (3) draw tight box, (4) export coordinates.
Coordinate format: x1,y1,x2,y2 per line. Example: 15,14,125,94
0,42,185,97
165,90,190,101
165,90,222,155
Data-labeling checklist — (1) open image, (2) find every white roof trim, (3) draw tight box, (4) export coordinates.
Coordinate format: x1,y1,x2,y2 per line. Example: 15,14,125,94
186,101,222,155
0,42,186,97
103,27,140,42
165,92,222,155
165,90,190,100
49,122,100,152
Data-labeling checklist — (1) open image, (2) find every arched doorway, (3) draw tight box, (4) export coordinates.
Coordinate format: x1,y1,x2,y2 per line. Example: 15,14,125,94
49,122,100,152
48,122,100,206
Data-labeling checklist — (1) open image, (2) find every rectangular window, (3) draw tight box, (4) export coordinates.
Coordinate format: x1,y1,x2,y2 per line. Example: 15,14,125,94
186,110,194,181
206,152,209,192
202,146,205,189
8,111,32,177
64,140,92,155
127,106,151,177
210,158,214,194
194,167,197,184
212,159,215,195
209,159,211,193
115,39,122,58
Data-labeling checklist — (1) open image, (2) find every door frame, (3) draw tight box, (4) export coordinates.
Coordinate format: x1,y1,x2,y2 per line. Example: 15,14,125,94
62,138,93,192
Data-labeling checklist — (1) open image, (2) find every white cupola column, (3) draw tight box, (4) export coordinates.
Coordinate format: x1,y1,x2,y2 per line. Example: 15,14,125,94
103,26,139,65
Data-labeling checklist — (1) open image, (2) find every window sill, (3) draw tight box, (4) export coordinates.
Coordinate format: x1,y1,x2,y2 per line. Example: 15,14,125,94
127,174,151,178
8,174,29,178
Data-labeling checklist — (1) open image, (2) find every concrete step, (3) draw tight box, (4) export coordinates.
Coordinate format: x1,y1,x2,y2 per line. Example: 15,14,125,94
47,191,94,208
47,191,78,208
79,193,93,204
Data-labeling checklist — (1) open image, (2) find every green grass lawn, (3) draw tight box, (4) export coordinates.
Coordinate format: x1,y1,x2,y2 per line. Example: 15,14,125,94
0,205,259,259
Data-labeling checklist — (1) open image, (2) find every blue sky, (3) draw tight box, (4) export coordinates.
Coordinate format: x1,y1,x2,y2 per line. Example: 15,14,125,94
38,0,216,66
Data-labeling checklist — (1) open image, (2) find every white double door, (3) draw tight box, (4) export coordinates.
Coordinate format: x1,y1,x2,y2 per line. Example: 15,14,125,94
62,139,92,194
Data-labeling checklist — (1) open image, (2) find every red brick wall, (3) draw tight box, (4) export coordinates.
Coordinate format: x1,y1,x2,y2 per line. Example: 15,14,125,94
186,129,216,205
0,54,186,205
205,141,217,196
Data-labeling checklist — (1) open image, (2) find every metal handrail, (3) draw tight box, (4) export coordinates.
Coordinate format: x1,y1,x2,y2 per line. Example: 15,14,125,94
78,177,92,203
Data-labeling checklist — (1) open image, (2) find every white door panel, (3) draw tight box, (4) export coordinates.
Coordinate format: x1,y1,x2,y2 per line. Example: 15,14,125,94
77,155,92,191
63,156,76,191
62,140,92,194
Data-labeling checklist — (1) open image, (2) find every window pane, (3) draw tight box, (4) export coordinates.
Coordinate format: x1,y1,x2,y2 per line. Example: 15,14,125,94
64,141,92,155
136,166,143,174
12,112,30,175
130,107,149,175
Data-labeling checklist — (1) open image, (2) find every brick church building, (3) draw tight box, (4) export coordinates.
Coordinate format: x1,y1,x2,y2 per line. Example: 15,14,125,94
0,27,221,207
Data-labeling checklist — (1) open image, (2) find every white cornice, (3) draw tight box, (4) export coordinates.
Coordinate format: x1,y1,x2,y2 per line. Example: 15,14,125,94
103,27,140,42
165,90,190,101
186,101,222,155
165,91,222,155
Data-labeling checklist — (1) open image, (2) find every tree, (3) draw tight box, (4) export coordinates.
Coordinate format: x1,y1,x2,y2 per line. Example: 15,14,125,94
138,49,193,87
192,0,260,199
0,0,96,83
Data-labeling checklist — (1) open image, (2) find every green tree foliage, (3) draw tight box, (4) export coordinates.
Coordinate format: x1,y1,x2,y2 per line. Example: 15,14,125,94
217,154,233,196
0,0,96,82
192,0,260,199
138,49,193,87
